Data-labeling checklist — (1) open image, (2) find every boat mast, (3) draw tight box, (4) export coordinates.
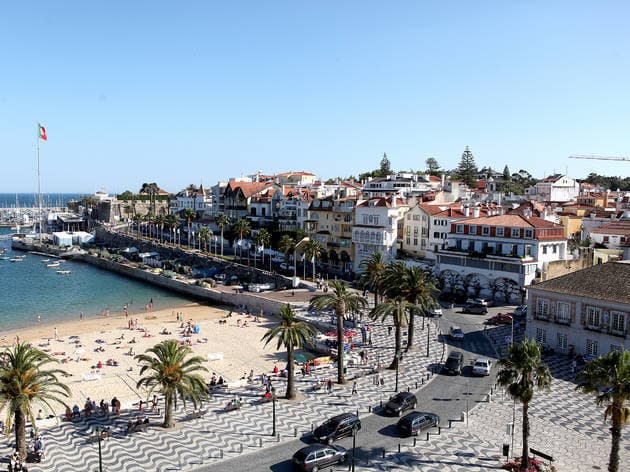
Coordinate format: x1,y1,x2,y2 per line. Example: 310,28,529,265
37,125,42,242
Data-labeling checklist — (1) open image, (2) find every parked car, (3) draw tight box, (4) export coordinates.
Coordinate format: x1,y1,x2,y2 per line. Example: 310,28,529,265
486,313,513,326
396,412,440,436
449,326,464,341
292,444,347,471
383,392,418,416
443,351,464,375
462,303,488,315
467,298,489,306
472,358,492,376
513,304,528,318
313,413,361,445
426,306,443,317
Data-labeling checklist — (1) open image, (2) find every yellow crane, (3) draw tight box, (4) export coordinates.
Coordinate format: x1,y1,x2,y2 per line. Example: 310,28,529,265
569,154,630,161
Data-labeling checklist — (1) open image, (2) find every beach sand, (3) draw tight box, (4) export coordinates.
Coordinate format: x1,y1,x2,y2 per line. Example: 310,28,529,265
1,302,282,414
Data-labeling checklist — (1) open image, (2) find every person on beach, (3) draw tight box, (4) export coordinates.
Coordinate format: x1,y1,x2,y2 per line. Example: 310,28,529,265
80,312,83,321
151,394,158,412
54,327,59,340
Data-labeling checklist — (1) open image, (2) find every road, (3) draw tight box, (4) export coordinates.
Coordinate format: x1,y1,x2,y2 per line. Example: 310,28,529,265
198,305,503,471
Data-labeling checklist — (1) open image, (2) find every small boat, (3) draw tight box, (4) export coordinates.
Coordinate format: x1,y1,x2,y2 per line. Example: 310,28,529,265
56,270,71,275
0,256,10,261
46,262,61,268
41,259,50,263
9,258,24,262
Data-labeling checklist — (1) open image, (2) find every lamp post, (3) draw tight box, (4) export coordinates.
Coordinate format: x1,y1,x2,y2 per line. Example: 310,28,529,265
271,386,277,436
426,321,431,357
95,426,103,472
394,351,400,392
351,424,358,472
466,379,470,427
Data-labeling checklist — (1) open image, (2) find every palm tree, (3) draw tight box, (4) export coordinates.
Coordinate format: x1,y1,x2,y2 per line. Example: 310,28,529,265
359,252,387,306
198,226,213,253
182,209,197,248
132,213,143,237
215,213,229,257
165,214,179,245
278,235,295,264
576,350,630,472
155,214,166,243
135,340,208,428
254,228,271,269
384,262,439,351
261,305,316,399
0,343,70,459
304,239,324,282
496,339,551,471
233,219,251,263
309,281,367,384
369,298,412,370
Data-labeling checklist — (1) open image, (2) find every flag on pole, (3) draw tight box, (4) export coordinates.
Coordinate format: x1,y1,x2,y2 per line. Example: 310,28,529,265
38,123,47,141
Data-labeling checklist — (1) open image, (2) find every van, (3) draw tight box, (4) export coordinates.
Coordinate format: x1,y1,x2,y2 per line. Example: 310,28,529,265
462,302,488,315
443,351,464,375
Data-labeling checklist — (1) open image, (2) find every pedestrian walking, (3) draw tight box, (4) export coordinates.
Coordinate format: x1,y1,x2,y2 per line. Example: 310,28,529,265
351,381,358,396
387,326,392,336
326,379,333,395
571,358,577,374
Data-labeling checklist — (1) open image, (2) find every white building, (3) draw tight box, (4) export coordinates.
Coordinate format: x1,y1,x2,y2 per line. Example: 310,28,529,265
361,173,440,199
170,185,212,215
352,197,407,272
526,174,579,203
525,261,630,357
437,213,568,302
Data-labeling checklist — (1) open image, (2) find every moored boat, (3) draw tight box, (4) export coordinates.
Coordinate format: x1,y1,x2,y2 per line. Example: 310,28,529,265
56,270,71,275
46,262,61,268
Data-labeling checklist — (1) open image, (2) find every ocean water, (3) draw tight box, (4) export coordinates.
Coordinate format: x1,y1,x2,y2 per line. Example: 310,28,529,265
0,227,199,330
0,193,83,208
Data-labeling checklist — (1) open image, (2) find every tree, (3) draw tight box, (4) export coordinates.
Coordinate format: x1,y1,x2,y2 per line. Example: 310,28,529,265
456,145,478,188
278,234,295,263
309,281,367,384
496,340,551,471
359,252,387,306
261,305,316,399
215,213,229,257
155,214,166,243
135,340,208,428
198,226,212,253
575,350,630,472
304,239,324,281
503,165,511,181
369,298,412,370
384,262,439,351
379,152,392,176
233,219,251,263
0,343,70,459
181,209,197,248
425,157,441,175
254,228,271,269
165,214,179,244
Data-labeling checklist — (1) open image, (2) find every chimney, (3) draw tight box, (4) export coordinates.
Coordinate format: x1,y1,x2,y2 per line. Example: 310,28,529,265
472,206,480,218
463,205,470,217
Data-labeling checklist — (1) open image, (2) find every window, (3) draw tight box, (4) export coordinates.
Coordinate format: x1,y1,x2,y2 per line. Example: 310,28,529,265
535,328,547,345
469,225,477,235
406,227,411,236
413,238,418,245
406,237,410,245
611,311,626,334
433,231,440,238
586,339,599,357
557,333,567,351
407,214,411,220
552,245,557,254
524,229,533,238
586,306,601,329
511,228,520,238
542,246,547,255
536,298,550,317
496,227,504,237
610,344,622,353
482,226,490,236
557,302,570,324
456,224,464,234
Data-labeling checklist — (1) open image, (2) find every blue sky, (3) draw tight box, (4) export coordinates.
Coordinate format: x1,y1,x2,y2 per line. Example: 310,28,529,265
1,1,629,193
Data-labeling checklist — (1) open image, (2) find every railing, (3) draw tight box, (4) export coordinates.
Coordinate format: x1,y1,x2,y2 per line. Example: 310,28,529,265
533,311,550,321
553,316,571,326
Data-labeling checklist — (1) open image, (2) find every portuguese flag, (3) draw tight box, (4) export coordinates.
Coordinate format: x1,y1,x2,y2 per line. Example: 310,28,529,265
38,123,47,141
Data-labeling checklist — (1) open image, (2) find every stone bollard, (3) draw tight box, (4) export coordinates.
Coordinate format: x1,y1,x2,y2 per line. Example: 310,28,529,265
294,427,298,437
259,438,263,448
398,443,401,453
276,433,280,442
413,437,417,447
368,405,372,413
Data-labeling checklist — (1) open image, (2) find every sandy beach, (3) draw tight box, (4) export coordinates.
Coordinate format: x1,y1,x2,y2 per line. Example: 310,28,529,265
1,302,282,414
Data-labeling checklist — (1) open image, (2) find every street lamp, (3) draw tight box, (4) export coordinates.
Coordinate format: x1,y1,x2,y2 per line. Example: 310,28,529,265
426,321,431,357
351,424,358,472
465,379,470,427
271,386,277,436
95,426,103,472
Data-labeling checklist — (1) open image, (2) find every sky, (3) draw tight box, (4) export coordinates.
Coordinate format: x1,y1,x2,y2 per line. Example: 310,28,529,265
1,1,629,194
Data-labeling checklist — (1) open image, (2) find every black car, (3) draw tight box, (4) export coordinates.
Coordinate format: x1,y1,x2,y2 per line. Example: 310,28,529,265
443,351,464,375
312,413,361,444
292,444,347,472
383,392,417,416
462,303,488,315
397,411,440,436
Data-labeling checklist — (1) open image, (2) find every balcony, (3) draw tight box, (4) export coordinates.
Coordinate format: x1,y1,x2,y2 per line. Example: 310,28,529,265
553,316,571,326
533,311,550,321
609,328,627,339
584,324,602,333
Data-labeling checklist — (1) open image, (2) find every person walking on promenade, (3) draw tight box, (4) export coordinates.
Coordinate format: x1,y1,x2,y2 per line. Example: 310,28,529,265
351,381,358,396
326,378,333,395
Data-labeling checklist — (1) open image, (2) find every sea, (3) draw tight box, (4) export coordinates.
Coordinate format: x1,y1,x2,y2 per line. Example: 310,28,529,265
0,193,198,330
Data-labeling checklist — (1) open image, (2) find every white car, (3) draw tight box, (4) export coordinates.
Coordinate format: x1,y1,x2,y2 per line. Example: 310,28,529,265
427,307,443,317
472,358,492,376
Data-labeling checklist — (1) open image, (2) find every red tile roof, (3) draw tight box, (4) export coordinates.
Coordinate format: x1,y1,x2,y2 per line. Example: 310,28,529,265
591,220,630,236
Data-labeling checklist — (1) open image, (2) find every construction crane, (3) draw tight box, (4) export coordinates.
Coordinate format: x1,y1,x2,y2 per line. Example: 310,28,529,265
569,154,630,161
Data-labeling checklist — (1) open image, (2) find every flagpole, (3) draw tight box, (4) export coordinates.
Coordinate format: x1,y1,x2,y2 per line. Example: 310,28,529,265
37,124,42,242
